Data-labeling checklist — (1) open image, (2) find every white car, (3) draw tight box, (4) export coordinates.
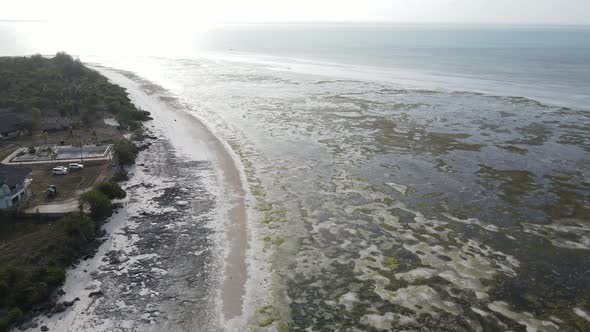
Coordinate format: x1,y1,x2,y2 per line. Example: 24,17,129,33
51,166,68,175
69,163,84,170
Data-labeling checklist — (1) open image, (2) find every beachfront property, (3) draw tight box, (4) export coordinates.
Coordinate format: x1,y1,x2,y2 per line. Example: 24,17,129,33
3,144,113,164
0,112,24,139
0,164,32,209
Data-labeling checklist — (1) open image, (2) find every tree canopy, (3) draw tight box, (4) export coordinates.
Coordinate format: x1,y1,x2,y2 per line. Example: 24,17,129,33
0,52,151,130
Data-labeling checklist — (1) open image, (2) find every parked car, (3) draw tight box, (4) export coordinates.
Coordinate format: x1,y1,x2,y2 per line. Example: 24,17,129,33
51,166,68,175
69,163,84,170
47,185,57,198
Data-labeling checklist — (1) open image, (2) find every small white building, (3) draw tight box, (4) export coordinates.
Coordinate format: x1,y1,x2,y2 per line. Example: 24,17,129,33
0,164,32,209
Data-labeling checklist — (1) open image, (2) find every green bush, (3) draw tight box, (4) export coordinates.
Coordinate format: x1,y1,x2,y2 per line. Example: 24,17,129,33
57,214,96,241
0,281,8,301
45,266,66,286
30,266,65,287
96,182,126,200
14,282,48,310
113,138,138,166
0,267,24,289
0,307,23,331
80,190,113,220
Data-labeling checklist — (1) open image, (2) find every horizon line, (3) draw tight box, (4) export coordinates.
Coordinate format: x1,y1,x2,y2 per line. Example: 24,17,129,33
1,19,589,26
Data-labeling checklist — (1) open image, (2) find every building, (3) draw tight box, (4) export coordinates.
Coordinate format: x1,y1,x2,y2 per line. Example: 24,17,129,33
0,164,33,209
0,112,24,139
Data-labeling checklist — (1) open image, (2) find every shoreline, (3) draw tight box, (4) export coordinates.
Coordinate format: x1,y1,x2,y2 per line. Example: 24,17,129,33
21,66,260,331
96,67,255,322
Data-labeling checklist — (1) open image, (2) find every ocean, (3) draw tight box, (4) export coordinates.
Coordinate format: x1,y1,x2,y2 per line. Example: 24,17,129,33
2,22,590,331
2,22,590,108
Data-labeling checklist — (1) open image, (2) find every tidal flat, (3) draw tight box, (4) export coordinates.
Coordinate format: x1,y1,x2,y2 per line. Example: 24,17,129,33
163,62,588,331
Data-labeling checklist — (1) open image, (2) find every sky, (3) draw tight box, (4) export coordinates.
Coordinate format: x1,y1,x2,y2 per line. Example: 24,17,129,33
2,0,590,25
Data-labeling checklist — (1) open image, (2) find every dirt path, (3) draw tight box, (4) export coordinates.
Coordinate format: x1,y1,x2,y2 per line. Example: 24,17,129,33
25,199,79,214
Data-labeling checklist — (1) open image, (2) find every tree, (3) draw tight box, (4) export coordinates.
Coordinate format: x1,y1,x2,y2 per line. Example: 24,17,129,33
23,108,42,135
80,190,112,220
113,138,138,166
57,213,96,241
48,146,58,164
0,53,150,135
96,182,126,200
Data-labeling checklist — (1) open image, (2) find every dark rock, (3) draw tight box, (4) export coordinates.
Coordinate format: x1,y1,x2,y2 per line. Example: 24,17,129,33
63,297,80,307
57,288,65,296
19,321,37,330
89,290,104,298
53,303,66,313
40,326,49,331
437,255,453,262
137,142,152,151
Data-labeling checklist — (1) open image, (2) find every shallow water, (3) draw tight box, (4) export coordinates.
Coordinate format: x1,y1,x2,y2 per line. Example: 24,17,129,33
87,55,590,331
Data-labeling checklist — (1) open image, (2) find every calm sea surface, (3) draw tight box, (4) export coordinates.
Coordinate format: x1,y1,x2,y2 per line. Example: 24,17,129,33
2,22,590,330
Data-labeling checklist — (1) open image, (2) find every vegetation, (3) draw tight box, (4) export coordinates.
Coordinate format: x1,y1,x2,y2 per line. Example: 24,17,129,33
0,52,150,132
113,138,138,166
0,181,125,331
0,52,145,331
384,255,399,269
96,181,126,200
80,190,113,221
0,214,96,330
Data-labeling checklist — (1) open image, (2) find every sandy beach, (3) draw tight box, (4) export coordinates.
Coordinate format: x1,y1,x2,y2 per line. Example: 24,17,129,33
21,67,262,332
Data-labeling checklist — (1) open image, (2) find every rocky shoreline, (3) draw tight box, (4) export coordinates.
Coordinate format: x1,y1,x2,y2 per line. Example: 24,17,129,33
21,125,223,332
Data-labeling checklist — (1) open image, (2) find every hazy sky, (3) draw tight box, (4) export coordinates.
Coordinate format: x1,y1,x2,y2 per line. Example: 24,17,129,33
3,0,590,24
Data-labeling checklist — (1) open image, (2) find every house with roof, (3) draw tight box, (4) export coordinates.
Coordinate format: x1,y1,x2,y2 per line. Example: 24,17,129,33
0,164,33,209
0,112,24,139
